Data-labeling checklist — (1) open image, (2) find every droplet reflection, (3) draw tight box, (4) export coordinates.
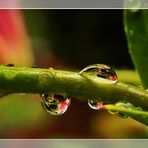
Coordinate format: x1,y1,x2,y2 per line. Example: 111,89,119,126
41,94,71,115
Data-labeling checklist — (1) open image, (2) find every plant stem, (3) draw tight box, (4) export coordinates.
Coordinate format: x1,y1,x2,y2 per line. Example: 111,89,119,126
103,104,148,125
0,66,148,110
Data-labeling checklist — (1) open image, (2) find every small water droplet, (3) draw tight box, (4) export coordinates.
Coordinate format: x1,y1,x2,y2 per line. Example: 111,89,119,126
88,100,103,110
129,30,133,36
108,110,118,115
135,106,142,111
41,94,71,115
6,63,14,67
32,65,37,68
138,85,144,90
79,64,118,84
18,93,26,96
49,67,54,70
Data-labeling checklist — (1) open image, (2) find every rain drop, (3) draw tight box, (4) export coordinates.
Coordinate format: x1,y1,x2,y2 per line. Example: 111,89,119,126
41,94,71,115
6,63,14,67
138,85,144,90
79,64,118,83
31,65,37,68
88,100,103,110
18,93,26,96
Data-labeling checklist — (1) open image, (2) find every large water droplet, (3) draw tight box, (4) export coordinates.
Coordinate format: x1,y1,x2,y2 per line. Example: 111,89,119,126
79,64,118,84
41,94,71,115
88,100,103,110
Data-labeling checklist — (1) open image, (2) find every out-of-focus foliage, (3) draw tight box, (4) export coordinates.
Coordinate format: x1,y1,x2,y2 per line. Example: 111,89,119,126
0,10,34,66
124,9,148,88
23,10,133,69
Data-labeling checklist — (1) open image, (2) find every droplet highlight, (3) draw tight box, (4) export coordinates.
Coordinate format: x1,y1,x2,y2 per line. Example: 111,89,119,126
88,100,103,110
79,64,118,83
41,94,71,115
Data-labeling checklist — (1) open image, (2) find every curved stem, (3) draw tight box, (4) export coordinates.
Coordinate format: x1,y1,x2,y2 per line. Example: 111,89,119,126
103,104,148,125
0,66,148,110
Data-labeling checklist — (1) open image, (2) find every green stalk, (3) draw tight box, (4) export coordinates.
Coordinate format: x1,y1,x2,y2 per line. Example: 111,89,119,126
0,66,148,111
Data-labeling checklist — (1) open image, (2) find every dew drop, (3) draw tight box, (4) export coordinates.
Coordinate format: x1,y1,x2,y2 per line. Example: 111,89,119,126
6,63,14,67
18,93,26,96
31,65,37,68
138,85,144,90
41,94,71,115
88,100,103,110
129,30,133,36
79,64,118,83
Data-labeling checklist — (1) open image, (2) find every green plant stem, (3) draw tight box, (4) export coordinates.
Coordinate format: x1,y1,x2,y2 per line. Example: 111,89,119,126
0,66,148,110
116,70,141,85
103,104,148,125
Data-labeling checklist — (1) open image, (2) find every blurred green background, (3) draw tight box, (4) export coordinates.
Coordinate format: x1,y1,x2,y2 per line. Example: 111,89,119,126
0,9,147,138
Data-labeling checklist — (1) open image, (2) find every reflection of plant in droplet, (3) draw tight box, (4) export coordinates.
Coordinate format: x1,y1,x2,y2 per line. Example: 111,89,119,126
41,94,71,115
79,64,118,83
88,100,103,110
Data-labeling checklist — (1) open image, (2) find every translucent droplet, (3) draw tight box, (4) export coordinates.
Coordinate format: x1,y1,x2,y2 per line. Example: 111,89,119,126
18,93,26,96
6,63,14,67
135,106,142,111
108,110,118,115
79,64,118,84
138,85,144,90
129,30,133,36
88,100,103,110
41,94,71,115
31,65,37,68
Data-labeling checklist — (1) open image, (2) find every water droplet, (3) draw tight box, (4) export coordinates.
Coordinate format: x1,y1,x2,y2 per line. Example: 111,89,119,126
108,110,118,115
18,93,26,96
138,85,144,90
79,64,118,84
48,67,54,70
135,106,142,111
88,100,103,110
32,65,37,68
41,94,71,115
129,30,133,36
6,63,14,67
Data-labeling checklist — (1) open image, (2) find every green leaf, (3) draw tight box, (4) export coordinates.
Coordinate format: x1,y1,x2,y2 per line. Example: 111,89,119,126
103,104,148,126
124,9,148,88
